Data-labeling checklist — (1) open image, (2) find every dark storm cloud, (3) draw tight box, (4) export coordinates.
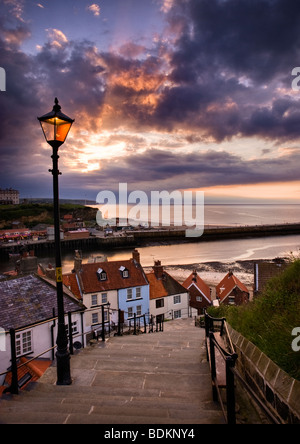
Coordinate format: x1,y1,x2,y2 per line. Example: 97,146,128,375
57,147,300,196
154,0,300,141
1,0,300,198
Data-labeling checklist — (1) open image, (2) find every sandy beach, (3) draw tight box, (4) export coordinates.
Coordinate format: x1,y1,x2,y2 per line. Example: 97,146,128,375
144,259,270,292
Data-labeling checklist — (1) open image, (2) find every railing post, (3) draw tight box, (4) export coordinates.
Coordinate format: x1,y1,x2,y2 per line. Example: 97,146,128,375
68,312,74,355
80,311,85,348
133,313,137,335
209,332,218,402
8,328,18,395
220,318,225,337
226,355,237,425
101,305,105,341
117,309,122,336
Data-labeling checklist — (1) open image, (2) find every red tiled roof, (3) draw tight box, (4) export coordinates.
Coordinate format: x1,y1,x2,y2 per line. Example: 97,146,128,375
147,269,187,300
0,358,52,395
63,273,82,300
72,259,148,294
216,272,249,301
182,271,211,302
147,272,168,299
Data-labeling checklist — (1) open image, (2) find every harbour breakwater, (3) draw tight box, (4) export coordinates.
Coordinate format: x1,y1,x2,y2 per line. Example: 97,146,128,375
0,223,300,259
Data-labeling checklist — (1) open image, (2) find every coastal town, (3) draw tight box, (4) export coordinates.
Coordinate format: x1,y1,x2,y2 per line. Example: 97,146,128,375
0,232,286,395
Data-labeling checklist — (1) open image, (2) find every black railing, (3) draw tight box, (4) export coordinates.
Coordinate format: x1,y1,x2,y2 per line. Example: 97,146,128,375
0,307,158,395
204,311,238,424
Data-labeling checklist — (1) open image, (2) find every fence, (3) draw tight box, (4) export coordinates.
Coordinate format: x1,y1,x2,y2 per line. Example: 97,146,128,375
0,305,163,395
204,311,238,424
203,311,283,424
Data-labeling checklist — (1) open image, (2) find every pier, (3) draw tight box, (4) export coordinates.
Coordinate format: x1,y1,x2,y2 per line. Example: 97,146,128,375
0,223,300,259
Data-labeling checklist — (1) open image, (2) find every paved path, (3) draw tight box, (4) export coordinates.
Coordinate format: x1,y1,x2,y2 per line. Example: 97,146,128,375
0,318,225,424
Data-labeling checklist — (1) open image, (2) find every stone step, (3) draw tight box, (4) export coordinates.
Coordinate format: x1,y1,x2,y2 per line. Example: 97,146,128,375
0,319,226,424
0,397,224,424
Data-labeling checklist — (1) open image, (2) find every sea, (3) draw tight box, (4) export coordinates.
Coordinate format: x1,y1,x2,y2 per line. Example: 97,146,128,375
1,204,300,273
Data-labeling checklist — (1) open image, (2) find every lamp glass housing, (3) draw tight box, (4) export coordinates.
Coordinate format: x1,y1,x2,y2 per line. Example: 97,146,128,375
38,98,74,147
40,117,73,144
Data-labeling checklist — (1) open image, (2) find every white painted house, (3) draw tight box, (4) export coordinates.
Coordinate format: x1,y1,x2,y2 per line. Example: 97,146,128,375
146,261,196,323
0,274,85,388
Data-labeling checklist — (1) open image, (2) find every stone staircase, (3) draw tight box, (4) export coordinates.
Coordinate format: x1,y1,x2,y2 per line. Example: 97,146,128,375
0,318,226,424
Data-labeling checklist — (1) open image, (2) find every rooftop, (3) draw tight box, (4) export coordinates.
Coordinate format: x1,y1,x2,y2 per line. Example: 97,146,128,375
65,252,148,296
216,271,249,302
182,270,211,302
0,274,84,330
147,261,187,300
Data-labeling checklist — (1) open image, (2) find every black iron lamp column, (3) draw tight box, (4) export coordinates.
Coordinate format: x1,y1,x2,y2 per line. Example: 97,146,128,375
38,98,74,385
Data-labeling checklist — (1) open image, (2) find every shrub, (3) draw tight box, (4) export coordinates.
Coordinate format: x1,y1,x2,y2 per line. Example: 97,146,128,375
208,260,300,380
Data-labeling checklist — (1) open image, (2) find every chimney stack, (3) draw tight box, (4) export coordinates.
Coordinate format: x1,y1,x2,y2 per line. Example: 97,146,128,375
153,260,164,278
192,269,197,282
74,250,82,273
132,249,140,264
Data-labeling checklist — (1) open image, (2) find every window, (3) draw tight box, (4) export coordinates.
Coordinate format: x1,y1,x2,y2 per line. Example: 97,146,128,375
229,296,235,305
174,310,181,319
101,293,107,304
136,305,142,316
196,296,202,302
136,287,141,298
128,307,133,318
119,266,129,278
174,295,181,305
66,321,78,336
156,298,164,309
91,294,98,306
127,288,133,300
96,268,107,281
92,312,99,325
16,330,32,357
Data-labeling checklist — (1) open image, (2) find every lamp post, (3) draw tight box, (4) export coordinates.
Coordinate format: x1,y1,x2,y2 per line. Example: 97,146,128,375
38,98,74,385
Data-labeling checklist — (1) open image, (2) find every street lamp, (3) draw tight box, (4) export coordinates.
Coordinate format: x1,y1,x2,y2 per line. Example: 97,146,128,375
38,98,74,385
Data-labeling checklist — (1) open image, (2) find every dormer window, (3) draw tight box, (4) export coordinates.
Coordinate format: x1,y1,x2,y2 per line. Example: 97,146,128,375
119,266,129,278
97,268,107,281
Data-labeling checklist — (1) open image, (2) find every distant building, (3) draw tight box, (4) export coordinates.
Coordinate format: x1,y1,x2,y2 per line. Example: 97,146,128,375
254,259,288,294
0,188,19,205
47,226,64,241
182,269,212,314
216,271,250,305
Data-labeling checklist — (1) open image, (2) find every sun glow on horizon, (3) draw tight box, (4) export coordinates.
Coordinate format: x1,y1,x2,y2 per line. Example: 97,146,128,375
199,181,300,203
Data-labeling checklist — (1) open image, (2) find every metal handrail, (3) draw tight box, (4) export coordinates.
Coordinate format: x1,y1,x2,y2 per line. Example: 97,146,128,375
204,311,238,424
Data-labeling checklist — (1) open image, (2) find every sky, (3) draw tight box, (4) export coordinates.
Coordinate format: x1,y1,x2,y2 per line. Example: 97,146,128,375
1,0,300,203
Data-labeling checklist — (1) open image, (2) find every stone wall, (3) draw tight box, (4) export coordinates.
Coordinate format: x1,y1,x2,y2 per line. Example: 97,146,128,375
226,324,300,424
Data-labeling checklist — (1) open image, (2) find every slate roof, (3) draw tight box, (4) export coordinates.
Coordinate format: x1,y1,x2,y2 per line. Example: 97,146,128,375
0,274,85,330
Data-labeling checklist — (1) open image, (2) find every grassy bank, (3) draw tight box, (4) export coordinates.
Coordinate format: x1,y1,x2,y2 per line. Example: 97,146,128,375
0,203,98,229
208,260,300,380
